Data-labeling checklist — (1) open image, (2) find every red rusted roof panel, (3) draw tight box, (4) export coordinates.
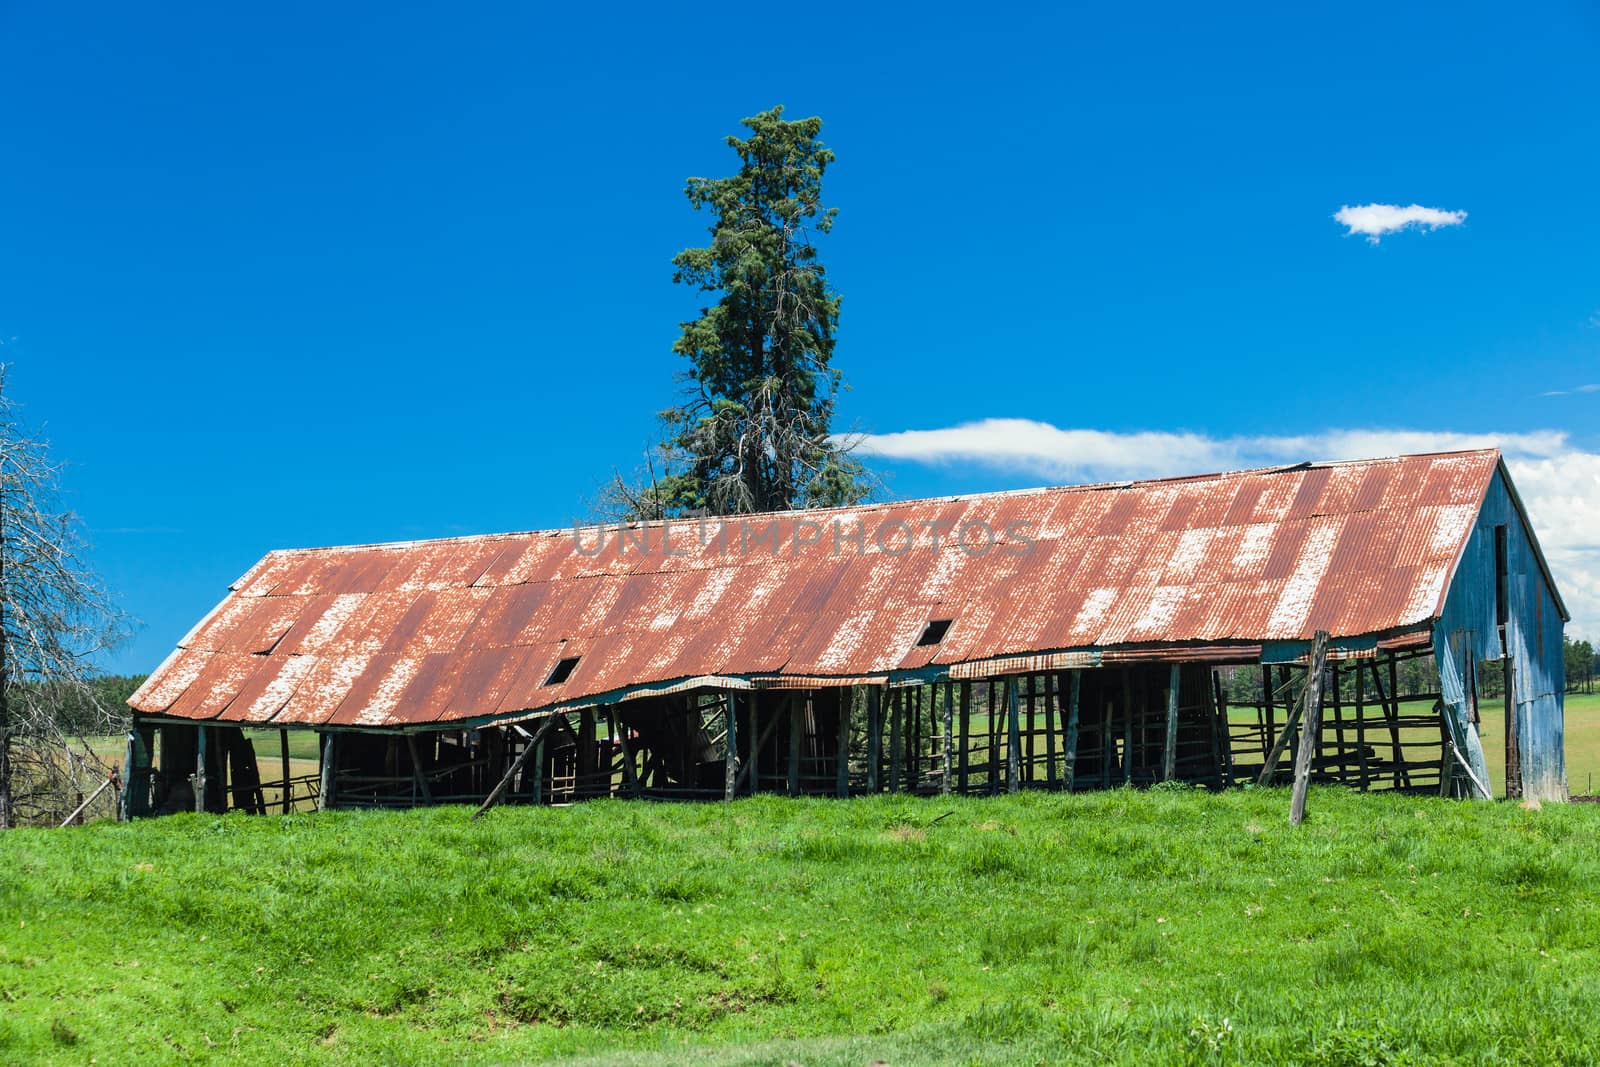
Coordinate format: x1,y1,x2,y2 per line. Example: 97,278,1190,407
130,450,1503,725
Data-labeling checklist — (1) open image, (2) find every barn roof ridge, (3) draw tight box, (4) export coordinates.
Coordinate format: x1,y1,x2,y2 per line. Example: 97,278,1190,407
251,447,1505,561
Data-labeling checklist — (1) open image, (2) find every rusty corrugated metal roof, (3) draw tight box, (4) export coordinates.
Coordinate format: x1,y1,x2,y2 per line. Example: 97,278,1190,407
130,449,1504,729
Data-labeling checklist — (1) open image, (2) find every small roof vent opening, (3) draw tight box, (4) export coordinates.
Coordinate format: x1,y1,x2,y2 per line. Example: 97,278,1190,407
545,656,581,686
917,619,953,647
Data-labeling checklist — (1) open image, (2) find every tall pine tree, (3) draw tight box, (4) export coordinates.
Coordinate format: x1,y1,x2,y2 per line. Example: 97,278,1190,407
607,107,870,518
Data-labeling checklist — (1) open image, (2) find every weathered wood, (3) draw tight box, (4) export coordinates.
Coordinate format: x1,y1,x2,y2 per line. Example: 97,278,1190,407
279,728,293,814
747,693,760,795
957,681,971,793
1504,657,1521,799
1063,671,1081,792
473,716,556,819
59,772,118,829
1044,673,1057,787
318,732,336,812
1207,669,1228,786
941,680,954,795
405,733,434,804
724,692,739,801
532,735,545,805
988,681,1000,795
836,688,852,798
1162,663,1181,781
732,701,784,793
1355,664,1370,791
787,697,803,797
1289,631,1331,825
577,708,596,797
888,689,903,793
866,686,882,793
1006,676,1021,793
195,726,209,814
1121,669,1134,785
1257,676,1307,786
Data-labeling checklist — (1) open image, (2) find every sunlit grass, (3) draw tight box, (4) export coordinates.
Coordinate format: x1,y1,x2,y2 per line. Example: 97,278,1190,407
3,787,1599,1064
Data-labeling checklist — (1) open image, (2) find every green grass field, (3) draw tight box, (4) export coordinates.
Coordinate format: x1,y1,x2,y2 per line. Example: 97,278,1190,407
3,787,1599,1065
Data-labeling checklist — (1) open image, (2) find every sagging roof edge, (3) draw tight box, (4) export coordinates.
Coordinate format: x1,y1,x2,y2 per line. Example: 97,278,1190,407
226,447,1506,566
128,627,1434,734
1494,457,1571,622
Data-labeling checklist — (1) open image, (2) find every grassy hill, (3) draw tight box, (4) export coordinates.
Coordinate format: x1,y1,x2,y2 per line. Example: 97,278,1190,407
3,788,1598,1064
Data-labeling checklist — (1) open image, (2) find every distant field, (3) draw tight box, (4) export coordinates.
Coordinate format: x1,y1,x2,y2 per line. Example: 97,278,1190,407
2,790,1598,1064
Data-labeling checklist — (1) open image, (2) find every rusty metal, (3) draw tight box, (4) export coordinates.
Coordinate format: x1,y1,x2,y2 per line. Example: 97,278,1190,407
131,449,1503,729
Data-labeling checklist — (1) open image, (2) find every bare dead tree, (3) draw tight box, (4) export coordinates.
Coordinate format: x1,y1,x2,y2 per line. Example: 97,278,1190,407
0,366,128,828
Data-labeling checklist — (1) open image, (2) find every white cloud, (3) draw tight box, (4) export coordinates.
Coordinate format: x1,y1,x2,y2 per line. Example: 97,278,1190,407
1334,203,1467,243
848,419,1599,640
1541,384,1600,397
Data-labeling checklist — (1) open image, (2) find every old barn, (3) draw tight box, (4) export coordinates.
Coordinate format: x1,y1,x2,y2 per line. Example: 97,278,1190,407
123,448,1568,817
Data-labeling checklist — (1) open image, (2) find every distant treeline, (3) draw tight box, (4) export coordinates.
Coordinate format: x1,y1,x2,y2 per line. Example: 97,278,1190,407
9,674,147,736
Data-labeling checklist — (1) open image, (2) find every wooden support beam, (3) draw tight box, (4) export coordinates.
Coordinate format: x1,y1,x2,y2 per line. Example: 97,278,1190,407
1257,678,1307,786
279,728,292,814
1355,664,1370,791
1063,671,1082,791
958,681,971,793
473,717,557,819
1044,674,1058,788
405,733,434,805
747,693,760,795
1162,662,1181,781
1007,676,1021,793
836,689,852,798
724,692,739,801
866,686,882,793
1289,630,1331,826
1121,669,1134,785
194,726,209,814
532,734,545,805
888,689,903,793
1504,657,1521,799
940,681,954,796
318,732,336,812
787,697,802,797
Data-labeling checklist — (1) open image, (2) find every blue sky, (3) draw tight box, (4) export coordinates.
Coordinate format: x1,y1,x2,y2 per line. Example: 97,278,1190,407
3,0,1598,674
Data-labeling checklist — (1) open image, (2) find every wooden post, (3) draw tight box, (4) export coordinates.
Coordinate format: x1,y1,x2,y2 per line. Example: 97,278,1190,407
1044,674,1058,788
578,708,596,798
747,693,760,795
787,697,802,797
958,681,971,793
1162,662,1180,781
1212,671,1233,787
278,728,292,813
1355,664,1370,791
473,717,556,819
941,680,954,795
1258,674,1307,786
988,681,1000,795
888,690,903,793
724,692,739,801
836,688,852,798
1260,663,1274,760
1064,671,1081,791
1504,658,1521,799
1007,677,1021,793
317,732,336,812
1121,669,1134,785
532,734,545,805
405,733,433,805
866,686,882,793
194,726,209,814
1289,631,1331,825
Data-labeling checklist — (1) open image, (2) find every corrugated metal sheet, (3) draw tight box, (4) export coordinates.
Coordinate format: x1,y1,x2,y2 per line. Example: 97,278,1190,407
131,449,1518,729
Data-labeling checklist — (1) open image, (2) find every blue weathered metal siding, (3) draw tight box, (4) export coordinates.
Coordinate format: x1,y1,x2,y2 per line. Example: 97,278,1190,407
1433,463,1567,801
